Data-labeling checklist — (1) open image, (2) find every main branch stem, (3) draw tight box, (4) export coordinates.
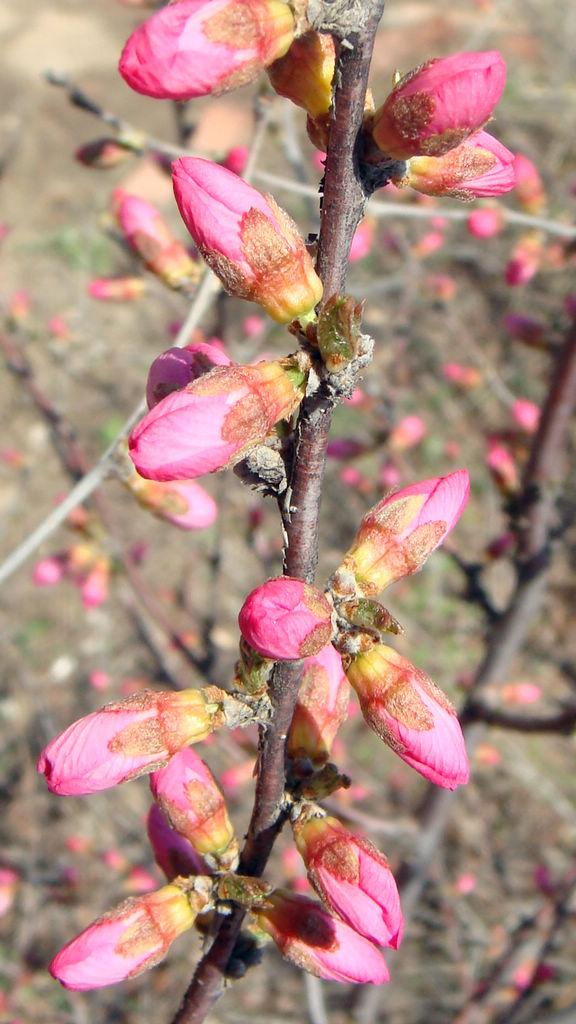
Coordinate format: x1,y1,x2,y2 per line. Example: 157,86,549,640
170,3,386,1022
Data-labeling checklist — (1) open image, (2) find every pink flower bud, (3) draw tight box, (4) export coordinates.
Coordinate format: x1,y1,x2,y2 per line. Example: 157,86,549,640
336,470,470,598
88,276,146,300
513,154,546,213
37,688,226,795
346,645,469,789
486,437,519,494
172,157,323,322
292,814,404,948
150,748,237,865
349,218,374,262
504,313,546,347
389,415,426,451
50,884,201,990
238,577,333,661
146,343,231,408
267,31,335,119
129,472,218,530
130,361,304,481
372,51,506,159
75,138,135,169
221,145,249,175
402,130,516,200
33,556,66,586
504,233,542,287
512,398,540,434
80,560,110,608
255,891,390,984
113,190,198,288
146,804,207,880
287,644,350,765
466,207,504,238
119,0,295,101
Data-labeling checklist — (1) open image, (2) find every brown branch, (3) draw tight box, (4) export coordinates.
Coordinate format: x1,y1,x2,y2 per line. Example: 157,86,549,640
169,4,387,1022
356,319,576,1024
463,702,576,734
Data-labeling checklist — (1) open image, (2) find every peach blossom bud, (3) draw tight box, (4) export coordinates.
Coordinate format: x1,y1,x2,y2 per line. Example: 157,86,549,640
254,891,390,984
292,814,403,948
128,471,218,530
346,645,469,789
513,154,546,213
88,277,146,300
0,868,19,917
238,576,333,661
267,31,335,119
75,138,135,169
413,230,445,257
150,748,237,866
33,556,66,586
402,130,515,200
335,470,470,598
146,343,231,408
287,644,350,765
443,362,482,389
119,0,295,101
146,804,207,880
37,688,226,795
349,218,374,262
130,361,305,482
48,316,70,339
371,51,506,159
113,190,198,288
221,145,249,175
501,682,542,705
50,883,204,990
80,560,110,609
466,206,504,238
389,415,426,451
486,437,519,494
504,233,542,287
512,398,540,434
172,157,323,322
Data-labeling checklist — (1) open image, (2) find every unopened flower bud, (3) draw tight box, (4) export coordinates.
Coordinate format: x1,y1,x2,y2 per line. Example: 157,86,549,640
50,883,206,990
292,813,404,948
146,804,207,880
267,31,335,119
172,157,323,322
130,360,305,482
346,644,469,789
146,342,231,408
466,206,504,238
239,576,333,661
504,232,542,287
75,138,136,169
254,890,390,984
401,131,516,200
335,470,470,598
88,276,146,301
113,190,198,288
513,154,546,214
126,468,218,530
37,688,227,796
119,0,295,101
150,748,238,868
372,51,506,160
287,644,350,765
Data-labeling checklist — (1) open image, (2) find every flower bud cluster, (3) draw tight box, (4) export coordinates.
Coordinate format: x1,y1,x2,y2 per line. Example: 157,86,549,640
366,51,515,199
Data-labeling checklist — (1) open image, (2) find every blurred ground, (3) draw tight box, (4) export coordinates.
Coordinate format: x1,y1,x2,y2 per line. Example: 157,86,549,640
1,1,576,1022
